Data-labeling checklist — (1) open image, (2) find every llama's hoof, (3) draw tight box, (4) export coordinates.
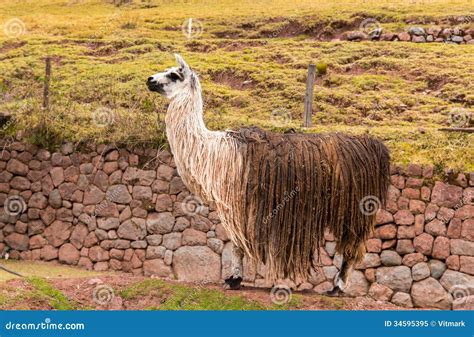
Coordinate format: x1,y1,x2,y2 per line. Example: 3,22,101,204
325,286,343,297
223,276,242,290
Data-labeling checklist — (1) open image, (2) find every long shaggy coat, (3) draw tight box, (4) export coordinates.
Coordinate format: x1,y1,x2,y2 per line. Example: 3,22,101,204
166,75,390,282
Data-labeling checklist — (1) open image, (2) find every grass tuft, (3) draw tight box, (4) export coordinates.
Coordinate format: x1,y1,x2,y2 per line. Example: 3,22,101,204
27,277,77,310
120,279,305,310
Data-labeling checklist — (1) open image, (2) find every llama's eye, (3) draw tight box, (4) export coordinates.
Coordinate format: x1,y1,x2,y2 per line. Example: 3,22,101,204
168,72,181,81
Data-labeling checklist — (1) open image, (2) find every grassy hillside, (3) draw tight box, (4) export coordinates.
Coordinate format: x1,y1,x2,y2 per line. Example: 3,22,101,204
0,0,473,170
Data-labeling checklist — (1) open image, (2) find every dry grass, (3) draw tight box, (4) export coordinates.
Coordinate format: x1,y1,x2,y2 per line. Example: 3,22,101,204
0,260,109,282
0,0,472,169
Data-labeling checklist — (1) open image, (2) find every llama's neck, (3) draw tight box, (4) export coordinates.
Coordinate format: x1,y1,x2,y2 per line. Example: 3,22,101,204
165,82,234,202
165,84,209,141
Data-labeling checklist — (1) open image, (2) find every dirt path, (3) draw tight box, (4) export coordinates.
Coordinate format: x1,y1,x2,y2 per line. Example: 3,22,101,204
0,261,407,310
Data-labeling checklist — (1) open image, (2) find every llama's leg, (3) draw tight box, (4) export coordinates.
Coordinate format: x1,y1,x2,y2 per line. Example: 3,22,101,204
326,258,352,296
224,244,243,290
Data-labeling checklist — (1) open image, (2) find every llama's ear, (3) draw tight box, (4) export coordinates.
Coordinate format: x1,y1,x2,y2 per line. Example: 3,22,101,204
174,54,190,71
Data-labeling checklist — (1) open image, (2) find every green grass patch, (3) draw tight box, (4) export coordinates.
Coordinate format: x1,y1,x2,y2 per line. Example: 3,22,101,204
120,279,302,310
319,295,346,310
27,277,78,310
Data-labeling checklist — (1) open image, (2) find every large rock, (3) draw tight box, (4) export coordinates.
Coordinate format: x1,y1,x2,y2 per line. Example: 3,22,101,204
162,232,182,250
147,212,175,234
394,210,414,225
69,223,89,249
368,283,393,301
402,252,424,267
425,219,447,236
408,26,425,36
461,218,474,240
97,218,120,230
460,256,474,275
173,246,221,282
117,218,146,240
453,295,474,310
106,185,132,204
431,182,463,208
413,233,434,255
44,220,72,247
10,176,31,190
169,177,187,194
83,185,105,205
440,270,474,292
456,205,474,221
89,246,109,262
411,277,451,309
58,243,80,265
6,159,28,176
182,228,207,246
432,236,450,259
132,186,152,201
376,209,393,225
391,292,413,308
143,259,172,277
146,246,166,259
48,189,62,209
28,192,48,209
41,245,58,260
376,266,412,292
5,233,29,251
380,250,402,266
344,270,369,296
50,167,64,187
375,224,397,239
207,238,224,254
450,239,474,256
412,262,430,281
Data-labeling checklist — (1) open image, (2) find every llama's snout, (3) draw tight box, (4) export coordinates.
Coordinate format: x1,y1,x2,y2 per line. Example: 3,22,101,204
146,77,164,94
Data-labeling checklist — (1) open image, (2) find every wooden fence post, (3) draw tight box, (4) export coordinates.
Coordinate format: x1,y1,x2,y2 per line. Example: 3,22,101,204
42,57,51,110
303,64,316,127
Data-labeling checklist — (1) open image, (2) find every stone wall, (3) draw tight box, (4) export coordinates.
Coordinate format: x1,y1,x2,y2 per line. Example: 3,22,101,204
0,141,473,310
345,25,474,44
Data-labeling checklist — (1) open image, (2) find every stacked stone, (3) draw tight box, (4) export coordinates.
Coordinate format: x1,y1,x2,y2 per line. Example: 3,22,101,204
351,164,473,310
0,142,473,310
0,141,226,282
346,26,474,44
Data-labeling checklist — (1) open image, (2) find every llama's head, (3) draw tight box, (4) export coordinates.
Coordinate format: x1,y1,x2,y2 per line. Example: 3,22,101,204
147,54,197,99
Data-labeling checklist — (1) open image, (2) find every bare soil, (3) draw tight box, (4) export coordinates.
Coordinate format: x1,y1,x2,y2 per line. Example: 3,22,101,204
0,272,408,310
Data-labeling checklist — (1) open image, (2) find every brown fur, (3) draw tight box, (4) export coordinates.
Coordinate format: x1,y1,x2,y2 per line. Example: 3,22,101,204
228,127,390,281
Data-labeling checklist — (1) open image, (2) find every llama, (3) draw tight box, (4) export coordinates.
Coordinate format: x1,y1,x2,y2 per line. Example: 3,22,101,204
147,54,390,293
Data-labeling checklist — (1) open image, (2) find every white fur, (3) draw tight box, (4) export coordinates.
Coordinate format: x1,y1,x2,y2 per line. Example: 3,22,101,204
150,54,253,258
